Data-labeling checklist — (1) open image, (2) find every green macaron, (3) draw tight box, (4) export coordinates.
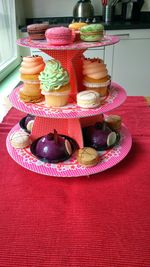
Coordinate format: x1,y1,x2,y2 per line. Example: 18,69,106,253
80,24,104,42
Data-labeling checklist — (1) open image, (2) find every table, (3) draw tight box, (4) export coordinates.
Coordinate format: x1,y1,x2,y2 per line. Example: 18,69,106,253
0,96,150,267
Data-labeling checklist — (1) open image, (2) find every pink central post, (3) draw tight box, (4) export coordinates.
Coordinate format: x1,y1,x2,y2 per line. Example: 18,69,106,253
31,48,86,148
41,49,85,95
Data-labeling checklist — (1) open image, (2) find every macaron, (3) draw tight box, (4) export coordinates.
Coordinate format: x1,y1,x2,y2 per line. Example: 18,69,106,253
80,24,104,42
45,26,75,45
69,22,87,41
77,147,99,167
69,22,87,31
10,131,31,149
27,23,49,40
77,90,100,109
105,115,122,130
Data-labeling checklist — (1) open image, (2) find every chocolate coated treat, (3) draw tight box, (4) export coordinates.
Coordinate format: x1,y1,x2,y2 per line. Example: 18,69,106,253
27,23,49,40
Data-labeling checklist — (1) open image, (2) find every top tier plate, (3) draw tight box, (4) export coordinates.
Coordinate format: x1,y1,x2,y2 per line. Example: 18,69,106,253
16,35,119,50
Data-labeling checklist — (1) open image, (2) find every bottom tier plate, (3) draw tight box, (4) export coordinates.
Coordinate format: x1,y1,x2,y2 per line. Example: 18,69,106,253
6,123,132,177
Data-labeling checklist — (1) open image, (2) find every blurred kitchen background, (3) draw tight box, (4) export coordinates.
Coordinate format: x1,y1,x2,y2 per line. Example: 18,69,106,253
17,0,149,18
16,0,150,26
13,0,150,96
1,0,150,100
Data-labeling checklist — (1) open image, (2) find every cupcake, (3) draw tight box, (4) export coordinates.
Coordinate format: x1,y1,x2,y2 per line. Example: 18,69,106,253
82,56,111,97
39,59,71,107
68,22,87,41
19,56,45,103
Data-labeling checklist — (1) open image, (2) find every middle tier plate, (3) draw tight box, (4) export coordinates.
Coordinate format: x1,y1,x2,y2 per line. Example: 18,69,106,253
9,82,127,118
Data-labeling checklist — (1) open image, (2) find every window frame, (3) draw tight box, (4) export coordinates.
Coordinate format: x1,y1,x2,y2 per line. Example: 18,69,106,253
0,0,21,82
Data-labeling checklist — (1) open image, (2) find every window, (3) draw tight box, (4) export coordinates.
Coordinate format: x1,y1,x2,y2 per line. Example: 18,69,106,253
0,0,20,81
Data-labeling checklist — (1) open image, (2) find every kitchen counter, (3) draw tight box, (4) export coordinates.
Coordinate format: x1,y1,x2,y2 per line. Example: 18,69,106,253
103,11,150,30
20,11,150,32
103,19,150,30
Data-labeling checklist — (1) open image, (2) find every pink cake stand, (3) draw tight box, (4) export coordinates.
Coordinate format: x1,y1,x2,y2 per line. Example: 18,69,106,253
6,123,132,177
9,82,126,119
6,34,132,176
17,35,119,50
9,82,127,146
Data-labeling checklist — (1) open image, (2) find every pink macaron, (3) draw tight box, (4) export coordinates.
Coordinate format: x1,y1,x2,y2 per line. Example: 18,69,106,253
45,26,75,45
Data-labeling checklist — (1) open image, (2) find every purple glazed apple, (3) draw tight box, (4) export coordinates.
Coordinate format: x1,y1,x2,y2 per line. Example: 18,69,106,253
24,114,35,127
19,114,35,133
24,114,35,132
83,122,117,150
34,130,73,162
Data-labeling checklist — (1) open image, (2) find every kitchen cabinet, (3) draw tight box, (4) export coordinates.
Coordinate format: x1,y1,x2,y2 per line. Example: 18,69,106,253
83,47,104,59
30,48,52,61
19,31,51,60
105,29,150,96
30,44,105,61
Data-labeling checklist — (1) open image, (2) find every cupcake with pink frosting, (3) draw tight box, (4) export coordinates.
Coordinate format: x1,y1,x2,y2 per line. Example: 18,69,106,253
82,56,111,97
19,55,45,103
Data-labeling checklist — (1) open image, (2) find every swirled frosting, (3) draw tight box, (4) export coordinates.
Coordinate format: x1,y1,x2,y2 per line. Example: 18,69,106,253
19,56,45,75
82,57,108,80
39,60,70,91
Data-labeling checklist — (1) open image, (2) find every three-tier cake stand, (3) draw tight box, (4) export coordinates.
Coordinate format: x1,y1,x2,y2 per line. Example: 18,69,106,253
6,35,132,177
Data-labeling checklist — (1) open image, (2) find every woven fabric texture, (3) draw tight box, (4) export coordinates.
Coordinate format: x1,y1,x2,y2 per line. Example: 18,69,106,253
0,96,150,267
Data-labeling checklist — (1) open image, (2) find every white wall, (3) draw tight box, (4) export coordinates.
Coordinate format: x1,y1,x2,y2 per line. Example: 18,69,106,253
23,0,150,18
15,0,25,25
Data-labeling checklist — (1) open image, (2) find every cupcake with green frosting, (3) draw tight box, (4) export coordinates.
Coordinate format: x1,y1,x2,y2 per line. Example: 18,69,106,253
39,59,71,107
80,24,104,42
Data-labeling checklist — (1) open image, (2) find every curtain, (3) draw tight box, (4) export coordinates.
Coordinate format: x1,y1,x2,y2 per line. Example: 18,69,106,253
0,0,17,67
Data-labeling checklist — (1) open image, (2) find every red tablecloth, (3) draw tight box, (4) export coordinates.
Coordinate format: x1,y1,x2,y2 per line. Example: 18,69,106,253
0,96,150,267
